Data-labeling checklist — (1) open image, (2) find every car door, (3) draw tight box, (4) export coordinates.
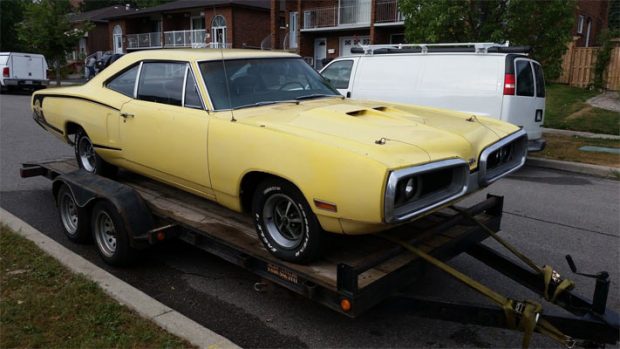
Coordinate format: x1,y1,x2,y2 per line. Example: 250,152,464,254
320,58,356,97
120,61,213,197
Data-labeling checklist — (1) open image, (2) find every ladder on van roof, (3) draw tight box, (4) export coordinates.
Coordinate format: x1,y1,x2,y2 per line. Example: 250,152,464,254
350,42,532,55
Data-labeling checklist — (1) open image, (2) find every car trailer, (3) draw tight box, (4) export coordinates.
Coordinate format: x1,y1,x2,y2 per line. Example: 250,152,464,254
21,158,619,348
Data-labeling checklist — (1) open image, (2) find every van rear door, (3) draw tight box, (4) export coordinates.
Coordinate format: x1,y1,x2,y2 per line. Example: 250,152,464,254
12,53,46,81
501,57,545,150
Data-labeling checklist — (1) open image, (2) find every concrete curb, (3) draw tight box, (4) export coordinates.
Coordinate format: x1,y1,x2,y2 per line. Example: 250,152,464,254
541,127,620,140
0,208,240,349
526,157,619,179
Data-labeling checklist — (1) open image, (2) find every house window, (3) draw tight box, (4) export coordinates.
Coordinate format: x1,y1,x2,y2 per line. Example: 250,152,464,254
211,15,227,48
289,12,298,49
577,15,585,34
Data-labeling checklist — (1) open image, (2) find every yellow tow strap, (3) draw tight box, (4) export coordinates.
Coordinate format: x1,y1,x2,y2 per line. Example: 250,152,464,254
380,234,576,349
451,207,575,303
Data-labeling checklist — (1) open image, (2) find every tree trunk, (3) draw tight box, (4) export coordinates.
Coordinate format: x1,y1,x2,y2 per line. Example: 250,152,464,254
55,60,61,86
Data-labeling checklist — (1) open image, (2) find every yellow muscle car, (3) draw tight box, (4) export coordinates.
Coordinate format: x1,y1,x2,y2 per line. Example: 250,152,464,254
32,49,527,263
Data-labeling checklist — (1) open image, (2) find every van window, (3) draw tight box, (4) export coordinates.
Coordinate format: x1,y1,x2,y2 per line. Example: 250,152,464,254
515,60,534,97
321,60,353,89
533,63,545,98
107,64,139,97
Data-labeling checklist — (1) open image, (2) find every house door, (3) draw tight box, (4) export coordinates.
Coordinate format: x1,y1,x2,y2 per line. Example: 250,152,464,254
314,38,327,69
113,25,123,54
339,36,369,56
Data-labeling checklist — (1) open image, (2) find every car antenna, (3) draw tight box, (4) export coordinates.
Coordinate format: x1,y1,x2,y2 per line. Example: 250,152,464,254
213,7,236,122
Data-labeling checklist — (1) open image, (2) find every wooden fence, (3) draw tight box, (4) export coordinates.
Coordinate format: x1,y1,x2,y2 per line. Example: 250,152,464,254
555,40,620,90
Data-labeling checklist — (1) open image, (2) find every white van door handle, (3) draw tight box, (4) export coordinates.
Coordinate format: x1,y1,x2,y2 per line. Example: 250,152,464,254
346,92,351,98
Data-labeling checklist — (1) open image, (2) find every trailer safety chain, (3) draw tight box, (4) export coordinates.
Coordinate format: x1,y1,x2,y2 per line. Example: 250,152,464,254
380,234,575,349
450,207,575,303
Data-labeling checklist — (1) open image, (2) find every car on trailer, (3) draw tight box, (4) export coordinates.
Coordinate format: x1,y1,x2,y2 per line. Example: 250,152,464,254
31,49,528,263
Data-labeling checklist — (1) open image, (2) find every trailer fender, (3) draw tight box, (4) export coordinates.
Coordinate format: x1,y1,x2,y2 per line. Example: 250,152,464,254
52,170,154,249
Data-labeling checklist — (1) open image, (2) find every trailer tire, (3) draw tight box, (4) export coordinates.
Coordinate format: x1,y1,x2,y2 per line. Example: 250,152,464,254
75,128,117,177
57,184,91,243
91,200,136,266
252,179,324,263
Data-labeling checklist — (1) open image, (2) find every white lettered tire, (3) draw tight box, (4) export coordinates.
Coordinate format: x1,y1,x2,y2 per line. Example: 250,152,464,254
252,179,324,263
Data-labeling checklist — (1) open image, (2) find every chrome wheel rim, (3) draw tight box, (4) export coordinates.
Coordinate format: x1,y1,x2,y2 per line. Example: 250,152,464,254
94,211,116,257
78,136,96,172
59,192,78,235
263,194,304,249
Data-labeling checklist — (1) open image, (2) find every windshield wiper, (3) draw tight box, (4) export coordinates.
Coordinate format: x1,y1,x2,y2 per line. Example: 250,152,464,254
295,94,342,101
232,100,300,110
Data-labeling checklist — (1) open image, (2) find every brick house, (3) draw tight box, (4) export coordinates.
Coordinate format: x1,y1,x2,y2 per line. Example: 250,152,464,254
573,0,610,47
270,0,406,69
71,0,271,56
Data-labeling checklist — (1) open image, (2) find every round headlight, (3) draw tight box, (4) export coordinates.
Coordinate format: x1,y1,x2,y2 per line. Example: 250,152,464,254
404,177,416,200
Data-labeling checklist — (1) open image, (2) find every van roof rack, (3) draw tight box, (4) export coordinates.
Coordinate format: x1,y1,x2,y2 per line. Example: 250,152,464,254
350,42,532,55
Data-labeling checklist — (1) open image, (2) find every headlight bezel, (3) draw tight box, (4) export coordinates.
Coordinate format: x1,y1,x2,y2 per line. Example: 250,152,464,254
478,129,528,187
384,158,469,224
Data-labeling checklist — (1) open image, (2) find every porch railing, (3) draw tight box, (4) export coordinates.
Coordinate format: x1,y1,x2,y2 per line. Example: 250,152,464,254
303,0,371,29
164,29,207,48
126,32,162,49
375,0,405,23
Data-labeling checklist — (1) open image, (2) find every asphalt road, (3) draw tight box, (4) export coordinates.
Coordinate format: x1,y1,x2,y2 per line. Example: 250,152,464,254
1,92,619,348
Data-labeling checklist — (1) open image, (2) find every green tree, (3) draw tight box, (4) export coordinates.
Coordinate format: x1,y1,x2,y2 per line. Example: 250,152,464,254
0,0,26,51
399,0,576,80
17,0,92,85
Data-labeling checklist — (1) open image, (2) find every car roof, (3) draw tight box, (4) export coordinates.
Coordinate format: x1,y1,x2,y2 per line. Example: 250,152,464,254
123,49,299,62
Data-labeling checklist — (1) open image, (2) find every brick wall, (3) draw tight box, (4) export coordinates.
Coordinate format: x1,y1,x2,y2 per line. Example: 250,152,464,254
574,0,609,47
233,7,271,48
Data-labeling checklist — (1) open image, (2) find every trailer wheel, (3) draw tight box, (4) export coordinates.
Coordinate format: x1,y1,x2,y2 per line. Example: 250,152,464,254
91,200,136,266
75,128,117,177
57,184,91,243
252,179,324,263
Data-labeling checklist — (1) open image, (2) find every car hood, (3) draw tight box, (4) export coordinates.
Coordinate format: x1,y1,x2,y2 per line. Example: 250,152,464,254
228,98,519,170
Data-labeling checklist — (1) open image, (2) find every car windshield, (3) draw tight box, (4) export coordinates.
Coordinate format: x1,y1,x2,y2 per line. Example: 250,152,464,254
199,57,340,110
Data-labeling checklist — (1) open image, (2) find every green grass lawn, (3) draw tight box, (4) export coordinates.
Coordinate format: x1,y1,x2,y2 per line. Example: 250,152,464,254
0,225,193,348
531,133,620,169
544,84,620,135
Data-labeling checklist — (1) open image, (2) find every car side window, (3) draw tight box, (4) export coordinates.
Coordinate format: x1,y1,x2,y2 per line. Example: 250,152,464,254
321,60,353,89
106,64,139,97
184,68,202,109
137,62,186,106
532,63,545,98
515,60,534,97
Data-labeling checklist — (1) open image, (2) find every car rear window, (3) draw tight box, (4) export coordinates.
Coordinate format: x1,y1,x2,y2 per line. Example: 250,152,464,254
107,64,139,97
515,60,534,97
533,63,545,97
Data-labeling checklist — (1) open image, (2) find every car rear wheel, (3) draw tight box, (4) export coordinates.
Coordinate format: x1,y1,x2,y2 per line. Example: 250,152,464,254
252,179,324,263
57,184,91,243
74,128,116,176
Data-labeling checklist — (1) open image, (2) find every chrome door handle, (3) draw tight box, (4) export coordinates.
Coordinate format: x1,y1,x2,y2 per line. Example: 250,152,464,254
120,112,134,119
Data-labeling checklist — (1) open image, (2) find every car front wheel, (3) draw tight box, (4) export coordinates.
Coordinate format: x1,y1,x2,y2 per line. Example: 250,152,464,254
252,179,324,263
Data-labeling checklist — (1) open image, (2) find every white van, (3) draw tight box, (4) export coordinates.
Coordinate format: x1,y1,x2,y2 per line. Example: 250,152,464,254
0,52,49,92
320,43,546,151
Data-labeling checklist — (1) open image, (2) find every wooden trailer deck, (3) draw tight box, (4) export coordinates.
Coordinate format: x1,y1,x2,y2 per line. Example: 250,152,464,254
31,158,500,294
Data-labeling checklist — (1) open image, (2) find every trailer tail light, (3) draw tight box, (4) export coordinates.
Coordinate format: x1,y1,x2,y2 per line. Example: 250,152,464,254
340,298,352,312
2,67,9,77
503,74,515,95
